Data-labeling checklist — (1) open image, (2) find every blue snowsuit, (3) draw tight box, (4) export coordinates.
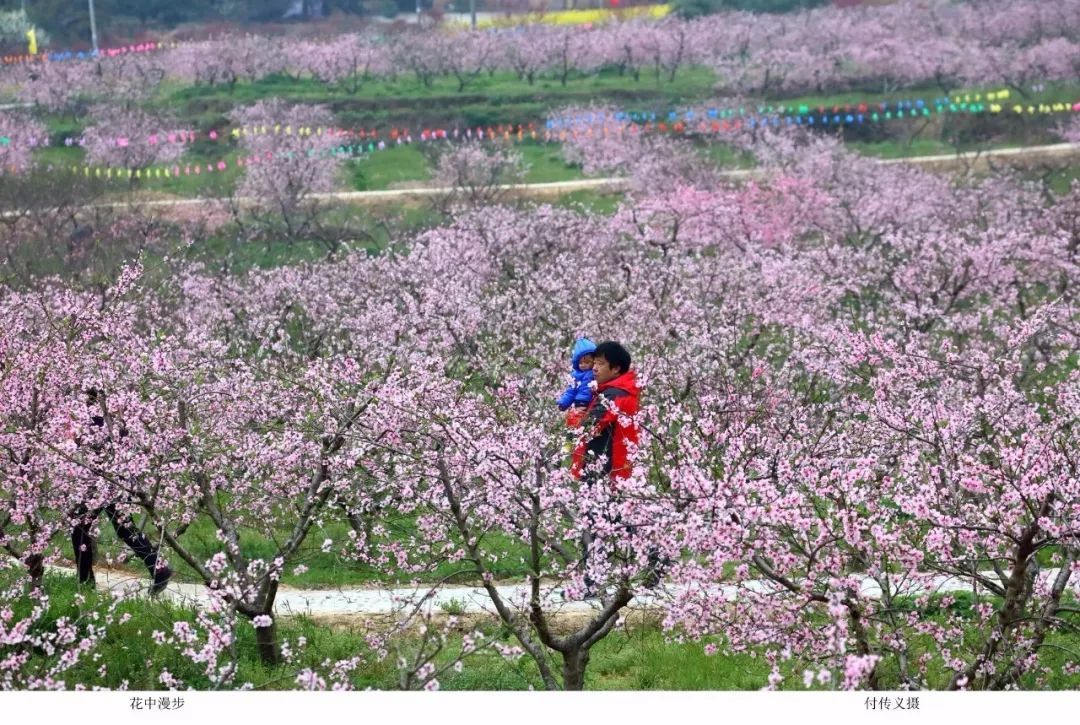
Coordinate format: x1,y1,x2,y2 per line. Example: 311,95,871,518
556,338,597,411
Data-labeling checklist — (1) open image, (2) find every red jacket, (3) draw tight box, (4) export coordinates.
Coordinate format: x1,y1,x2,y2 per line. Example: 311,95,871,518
571,369,640,484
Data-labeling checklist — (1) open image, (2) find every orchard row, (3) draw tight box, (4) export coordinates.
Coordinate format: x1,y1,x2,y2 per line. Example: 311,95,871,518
2,126,1077,689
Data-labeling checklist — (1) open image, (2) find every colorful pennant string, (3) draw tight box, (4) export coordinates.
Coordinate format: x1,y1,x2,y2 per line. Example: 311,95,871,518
4,88,1077,152
4,90,1077,179
2,41,179,66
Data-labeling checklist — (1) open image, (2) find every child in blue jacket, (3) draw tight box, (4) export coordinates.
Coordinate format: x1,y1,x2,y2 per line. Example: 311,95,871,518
556,337,597,428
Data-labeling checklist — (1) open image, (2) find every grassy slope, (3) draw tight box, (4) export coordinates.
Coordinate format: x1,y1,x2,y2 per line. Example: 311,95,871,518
30,73,1078,196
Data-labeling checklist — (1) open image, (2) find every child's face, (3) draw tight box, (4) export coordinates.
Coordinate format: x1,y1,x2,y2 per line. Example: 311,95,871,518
578,353,595,371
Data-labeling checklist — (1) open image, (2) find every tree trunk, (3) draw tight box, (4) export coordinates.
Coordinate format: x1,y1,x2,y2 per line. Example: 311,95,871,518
255,617,281,666
24,553,44,590
561,648,590,690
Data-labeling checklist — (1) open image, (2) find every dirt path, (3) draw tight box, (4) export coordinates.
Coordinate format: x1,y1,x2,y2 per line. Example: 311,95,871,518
876,141,1080,171
33,560,1057,624
117,141,1080,210
5,142,1076,220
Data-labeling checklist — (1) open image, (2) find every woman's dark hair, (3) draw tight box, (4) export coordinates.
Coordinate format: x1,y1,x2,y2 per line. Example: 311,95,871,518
593,341,631,375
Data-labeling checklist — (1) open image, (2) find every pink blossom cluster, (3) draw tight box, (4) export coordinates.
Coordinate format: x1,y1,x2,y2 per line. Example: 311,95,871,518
0,112,47,174
229,99,342,219
554,104,720,193
432,142,527,206
1058,115,1080,144
81,106,185,170
10,0,1080,114
13,50,168,112
203,2,1080,97
1,123,1078,689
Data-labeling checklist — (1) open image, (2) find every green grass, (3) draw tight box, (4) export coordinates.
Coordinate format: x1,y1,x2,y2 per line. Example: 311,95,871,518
37,140,583,197
343,139,581,191
0,571,765,690
157,203,444,277
153,232,354,278
585,628,768,690
698,143,758,169
83,507,536,589
33,144,86,169
1032,164,1080,197
31,150,241,198
158,72,1080,137
347,144,430,191
7,573,1079,690
520,141,583,184
25,75,1078,201
847,138,959,159
161,72,1079,127
553,189,624,215
751,79,1080,116
163,67,720,119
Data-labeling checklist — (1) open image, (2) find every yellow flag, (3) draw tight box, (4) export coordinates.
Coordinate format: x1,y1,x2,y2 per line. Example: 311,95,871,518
27,28,37,56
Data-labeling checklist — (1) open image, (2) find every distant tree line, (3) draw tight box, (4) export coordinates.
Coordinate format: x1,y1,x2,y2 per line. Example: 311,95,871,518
1,0,846,47
0,1,389,45
672,0,831,18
